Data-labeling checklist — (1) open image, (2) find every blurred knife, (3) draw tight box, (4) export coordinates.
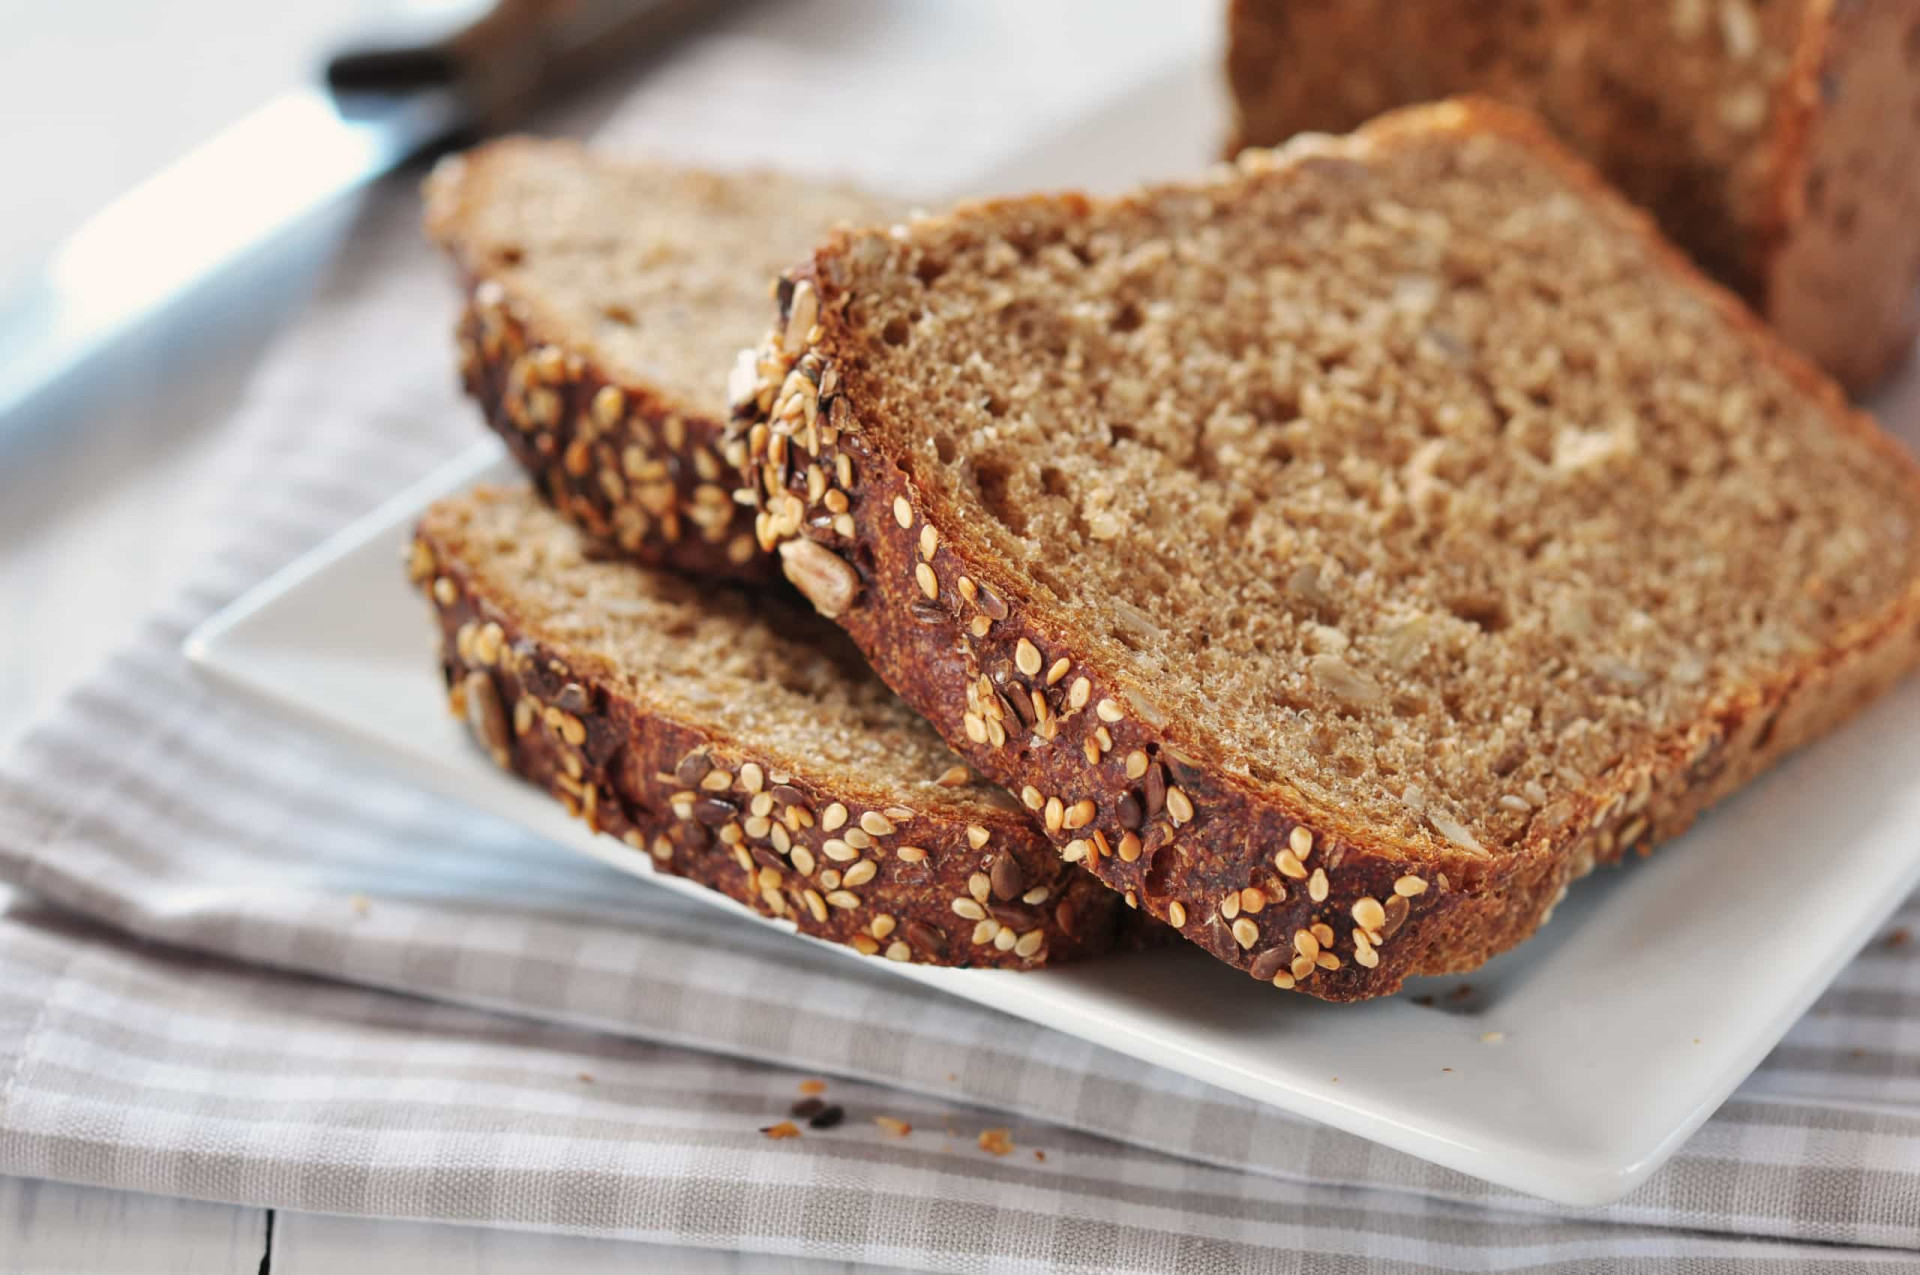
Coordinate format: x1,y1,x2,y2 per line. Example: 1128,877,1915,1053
0,0,713,433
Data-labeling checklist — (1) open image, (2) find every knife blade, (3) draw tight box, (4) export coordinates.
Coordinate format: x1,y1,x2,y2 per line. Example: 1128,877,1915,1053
0,0,719,437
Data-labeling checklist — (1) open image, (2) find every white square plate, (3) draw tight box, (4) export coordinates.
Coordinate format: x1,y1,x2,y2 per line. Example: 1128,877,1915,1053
183,56,1920,1205
187,435,1920,1207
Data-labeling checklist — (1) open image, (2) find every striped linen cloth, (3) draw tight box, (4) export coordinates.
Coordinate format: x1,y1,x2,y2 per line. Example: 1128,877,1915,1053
5,4,1920,1269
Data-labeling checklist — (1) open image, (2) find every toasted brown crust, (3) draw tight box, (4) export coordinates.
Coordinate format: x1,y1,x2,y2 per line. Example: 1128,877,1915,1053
1223,0,1920,395
409,521,1135,970
727,100,1920,1000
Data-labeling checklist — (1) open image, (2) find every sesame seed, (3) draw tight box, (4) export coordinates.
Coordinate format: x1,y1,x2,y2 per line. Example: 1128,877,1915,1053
1289,826,1314,858
915,562,939,600
803,890,828,922
1352,897,1387,931
1308,868,1329,902
791,847,816,875
1044,797,1064,833
1272,973,1296,990
738,762,765,793
1311,922,1335,948
826,890,860,910
1169,901,1188,927
1316,951,1341,971
936,764,971,786
1046,658,1071,686
1165,787,1194,825
1276,850,1308,880
1096,699,1124,723
1015,639,1043,677
843,860,877,887
1116,832,1141,861
1291,954,1317,982
433,577,459,605
970,616,992,638
1064,799,1095,830
1020,786,1044,811
968,873,992,903
821,803,849,832
1083,738,1101,765
860,810,895,837
590,384,625,428
1062,839,1089,863
920,525,939,560
1022,886,1050,905
1394,875,1428,897
1239,887,1266,914
822,839,857,862
897,846,926,863
817,868,841,890
967,825,991,849
892,496,913,528
884,806,914,821
1220,892,1241,920
871,914,896,939
1353,937,1380,969
952,898,986,921
700,770,733,793
973,919,1001,945
843,828,873,850
1125,750,1149,780
851,934,879,955
885,941,911,962
993,927,1017,952
963,713,988,743
1231,918,1260,949
1293,929,1320,959
1014,931,1044,959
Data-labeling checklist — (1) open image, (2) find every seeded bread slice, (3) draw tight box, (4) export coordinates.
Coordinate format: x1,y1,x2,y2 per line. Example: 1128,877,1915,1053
423,138,899,580
1223,0,1920,394
412,486,1132,968
728,99,1920,1000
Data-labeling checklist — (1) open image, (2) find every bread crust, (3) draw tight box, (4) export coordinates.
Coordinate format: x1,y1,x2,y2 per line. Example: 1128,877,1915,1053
410,514,1137,969
728,100,1920,1000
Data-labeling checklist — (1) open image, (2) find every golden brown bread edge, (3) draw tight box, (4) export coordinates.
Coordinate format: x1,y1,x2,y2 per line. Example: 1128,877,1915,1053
423,146,773,584
727,99,1920,1001
1222,0,1920,395
407,503,1138,969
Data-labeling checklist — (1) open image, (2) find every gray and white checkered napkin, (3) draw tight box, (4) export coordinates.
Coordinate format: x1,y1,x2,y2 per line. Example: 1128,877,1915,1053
4,5,1920,1270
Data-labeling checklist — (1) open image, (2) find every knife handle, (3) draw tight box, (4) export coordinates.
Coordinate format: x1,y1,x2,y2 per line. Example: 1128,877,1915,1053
327,0,721,129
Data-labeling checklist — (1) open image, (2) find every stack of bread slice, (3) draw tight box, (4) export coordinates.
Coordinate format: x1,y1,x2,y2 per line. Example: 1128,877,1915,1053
421,97,1920,996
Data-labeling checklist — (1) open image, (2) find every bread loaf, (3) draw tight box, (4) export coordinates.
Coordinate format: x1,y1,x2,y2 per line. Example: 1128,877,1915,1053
1224,0,1920,393
728,99,1920,1000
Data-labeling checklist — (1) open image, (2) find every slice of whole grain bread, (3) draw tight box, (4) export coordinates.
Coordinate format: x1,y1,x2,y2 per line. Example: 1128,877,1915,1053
424,138,898,580
413,485,1134,968
728,98,1920,1000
